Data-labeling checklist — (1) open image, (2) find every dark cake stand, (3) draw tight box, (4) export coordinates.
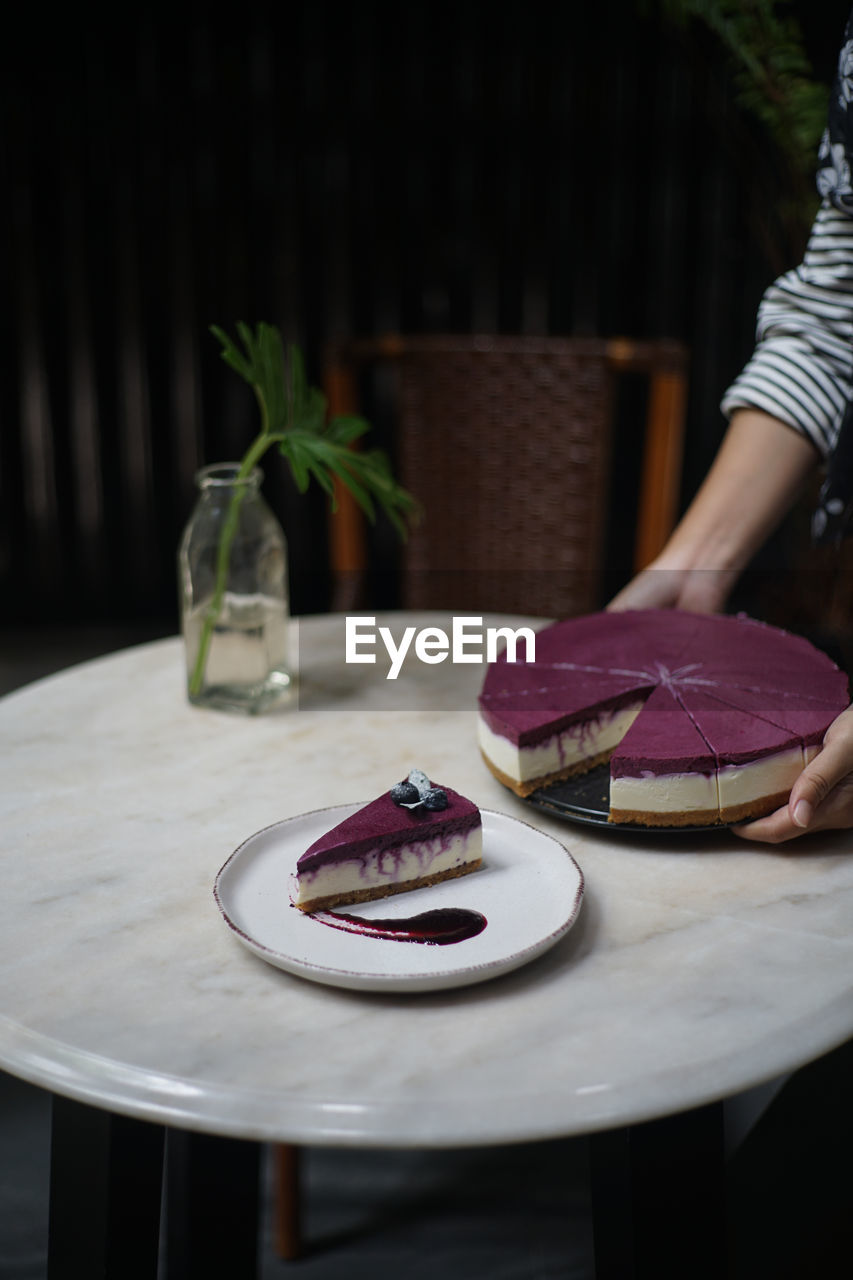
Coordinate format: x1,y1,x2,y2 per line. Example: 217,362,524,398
524,763,732,833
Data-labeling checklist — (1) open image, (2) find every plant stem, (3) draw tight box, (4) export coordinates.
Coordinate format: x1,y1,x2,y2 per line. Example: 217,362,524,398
187,431,286,698
187,323,413,703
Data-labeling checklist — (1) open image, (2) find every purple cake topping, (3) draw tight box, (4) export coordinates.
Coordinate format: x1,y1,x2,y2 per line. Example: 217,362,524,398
479,671,656,747
676,687,801,766
479,608,849,761
610,687,716,778
693,684,840,751
298,783,481,873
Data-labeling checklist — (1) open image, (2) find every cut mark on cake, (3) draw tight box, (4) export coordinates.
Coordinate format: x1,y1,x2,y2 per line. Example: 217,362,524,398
703,677,848,704
481,683,624,702
670,662,703,678
654,662,674,690
533,662,657,681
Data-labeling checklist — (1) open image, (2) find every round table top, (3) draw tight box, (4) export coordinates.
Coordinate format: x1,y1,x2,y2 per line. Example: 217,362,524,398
2,612,852,1147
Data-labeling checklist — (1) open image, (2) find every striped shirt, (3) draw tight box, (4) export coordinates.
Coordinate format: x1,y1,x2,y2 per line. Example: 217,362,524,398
722,8,853,471
721,199,853,459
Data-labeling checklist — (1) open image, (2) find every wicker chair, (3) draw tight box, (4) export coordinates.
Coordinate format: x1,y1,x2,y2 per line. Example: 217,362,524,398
325,333,689,615
274,332,689,1260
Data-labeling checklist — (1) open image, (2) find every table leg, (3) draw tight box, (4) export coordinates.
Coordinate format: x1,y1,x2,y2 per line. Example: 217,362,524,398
164,1129,261,1279
47,1095,165,1280
273,1142,303,1259
589,1101,726,1280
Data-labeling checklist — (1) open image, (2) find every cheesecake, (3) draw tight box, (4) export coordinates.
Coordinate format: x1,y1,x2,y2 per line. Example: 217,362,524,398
478,610,849,826
293,772,483,912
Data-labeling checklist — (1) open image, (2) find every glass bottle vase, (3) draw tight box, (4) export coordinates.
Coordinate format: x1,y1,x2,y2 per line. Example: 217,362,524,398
179,463,294,713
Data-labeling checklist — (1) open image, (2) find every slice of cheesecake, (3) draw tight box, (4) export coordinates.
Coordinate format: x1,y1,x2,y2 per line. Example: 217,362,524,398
478,668,656,797
675,686,817,824
293,775,483,913
608,686,719,826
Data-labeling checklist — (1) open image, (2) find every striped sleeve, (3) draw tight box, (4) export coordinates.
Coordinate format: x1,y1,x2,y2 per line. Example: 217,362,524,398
721,200,853,458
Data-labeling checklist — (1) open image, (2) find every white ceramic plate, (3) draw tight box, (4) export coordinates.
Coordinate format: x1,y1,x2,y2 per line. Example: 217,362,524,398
214,805,584,993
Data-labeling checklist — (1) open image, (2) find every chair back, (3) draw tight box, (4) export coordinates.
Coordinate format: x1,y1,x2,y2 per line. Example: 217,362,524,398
325,334,688,617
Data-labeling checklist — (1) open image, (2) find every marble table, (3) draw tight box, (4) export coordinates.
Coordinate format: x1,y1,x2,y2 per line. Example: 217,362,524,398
2,612,852,1276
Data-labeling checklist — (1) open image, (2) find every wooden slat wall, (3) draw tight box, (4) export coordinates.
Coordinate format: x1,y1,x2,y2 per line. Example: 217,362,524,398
0,0,827,625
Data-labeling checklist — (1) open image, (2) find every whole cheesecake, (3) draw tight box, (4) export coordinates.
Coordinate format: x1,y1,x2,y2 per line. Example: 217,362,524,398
293,774,483,912
477,610,849,825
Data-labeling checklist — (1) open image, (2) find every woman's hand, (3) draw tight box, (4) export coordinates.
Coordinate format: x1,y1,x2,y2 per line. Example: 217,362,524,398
607,563,735,614
732,704,853,843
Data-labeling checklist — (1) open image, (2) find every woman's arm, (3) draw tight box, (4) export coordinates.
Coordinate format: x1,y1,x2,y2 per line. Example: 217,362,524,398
608,407,820,613
612,194,853,612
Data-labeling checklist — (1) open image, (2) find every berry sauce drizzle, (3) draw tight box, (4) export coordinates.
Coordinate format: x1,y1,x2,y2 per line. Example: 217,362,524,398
313,907,487,945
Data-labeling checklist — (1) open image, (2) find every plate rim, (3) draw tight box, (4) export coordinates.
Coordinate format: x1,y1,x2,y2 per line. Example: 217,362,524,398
214,804,585,990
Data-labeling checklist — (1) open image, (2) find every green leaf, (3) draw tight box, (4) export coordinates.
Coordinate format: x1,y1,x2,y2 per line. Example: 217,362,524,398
235,320,256,356
296,386,328,434
260,325,287,433
325,415,371,446
277,437,311,493
210,321,416,531
319,453,377,520
209,324,253,382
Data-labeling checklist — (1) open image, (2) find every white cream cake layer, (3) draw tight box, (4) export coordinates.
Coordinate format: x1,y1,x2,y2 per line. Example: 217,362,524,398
610,769,719,818
477,702,645,786
717,746,805,819
294,828,482,907
612,745,807,822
